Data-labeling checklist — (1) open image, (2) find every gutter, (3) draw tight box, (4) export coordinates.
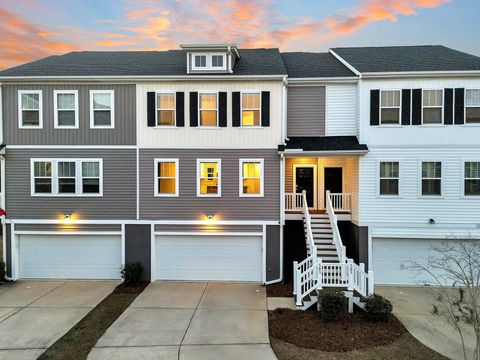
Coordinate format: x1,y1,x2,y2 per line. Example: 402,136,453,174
287,76,359,85
279,149,368,157
361,70,480,79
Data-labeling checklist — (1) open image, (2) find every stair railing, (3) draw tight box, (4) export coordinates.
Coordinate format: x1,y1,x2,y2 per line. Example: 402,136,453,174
325,190,346,264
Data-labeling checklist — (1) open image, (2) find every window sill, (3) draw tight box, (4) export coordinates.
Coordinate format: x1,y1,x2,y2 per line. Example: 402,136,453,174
31,194,103,198
54,126,80,130
19,126,43,130
154,126,179,129
91,126,115,129
195,127,222,130
196,194,221,197
239,126,264,129
154,193,179,197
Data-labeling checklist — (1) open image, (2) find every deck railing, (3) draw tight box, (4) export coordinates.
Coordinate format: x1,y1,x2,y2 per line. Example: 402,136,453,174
328,192,352,212
285,193,303,211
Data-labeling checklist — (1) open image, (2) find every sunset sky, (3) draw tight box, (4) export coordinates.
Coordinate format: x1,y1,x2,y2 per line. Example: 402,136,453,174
0,0,478,70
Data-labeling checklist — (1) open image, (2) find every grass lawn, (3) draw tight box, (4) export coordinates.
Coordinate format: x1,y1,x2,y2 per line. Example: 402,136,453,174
38,282,148,360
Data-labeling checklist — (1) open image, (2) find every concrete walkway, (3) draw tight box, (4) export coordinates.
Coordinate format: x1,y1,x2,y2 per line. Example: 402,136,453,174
89,281,277,360
0,280,119,360
377,286,477,360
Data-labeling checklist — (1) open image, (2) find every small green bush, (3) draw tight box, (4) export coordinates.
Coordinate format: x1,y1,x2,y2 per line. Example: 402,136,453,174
121,262,143,286
319,291,348,321
364,294,393,322
0,262,6,282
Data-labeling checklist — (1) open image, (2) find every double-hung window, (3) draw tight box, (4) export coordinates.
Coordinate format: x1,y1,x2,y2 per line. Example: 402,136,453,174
193,55,207,69
31,159,102,196
379,162,399,196
422,90,443,124
239,159,264,197
421,162,442,196
156,93,175,126
241,93,261,127
155,159,178,196
197,159,221,196
90,90,114,128
199,93,218,127
464,162,480,196
211,55,224,68
466,89,480,124
54,90,78,128
192,54,226,70
19,90,42,128
380,90,401,124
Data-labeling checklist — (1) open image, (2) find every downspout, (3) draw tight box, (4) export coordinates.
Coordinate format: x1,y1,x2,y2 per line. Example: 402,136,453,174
282,76,288,145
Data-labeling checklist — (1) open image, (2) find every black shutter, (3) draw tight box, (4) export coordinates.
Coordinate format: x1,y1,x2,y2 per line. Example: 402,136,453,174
411,89,422,125
444,88,454,125
190,92,198,127
232,92,241,127
261,91,270,127
370,90,380,125
147,92,156,127
176,92,184,127
401,89,411,125
454,88,465,125
218,92,227,127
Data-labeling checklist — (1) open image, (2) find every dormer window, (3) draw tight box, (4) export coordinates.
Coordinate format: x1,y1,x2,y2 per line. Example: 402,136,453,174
192,53,227,71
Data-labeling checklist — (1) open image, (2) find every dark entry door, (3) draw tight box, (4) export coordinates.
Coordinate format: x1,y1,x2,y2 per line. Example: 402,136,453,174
295,167,314,207
324,167,343,207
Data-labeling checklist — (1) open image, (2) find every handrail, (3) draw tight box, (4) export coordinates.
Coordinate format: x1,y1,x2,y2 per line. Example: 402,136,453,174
328,193,352,212
325,190,346,264
302,190,317,258
285,193,303,211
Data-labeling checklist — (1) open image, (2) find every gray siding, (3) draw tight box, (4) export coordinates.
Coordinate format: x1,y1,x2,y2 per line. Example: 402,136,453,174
140,149,280,221
3,84,136,145
125,224,152,282
287,86,325,137
6,149,137,219
266,225,281,282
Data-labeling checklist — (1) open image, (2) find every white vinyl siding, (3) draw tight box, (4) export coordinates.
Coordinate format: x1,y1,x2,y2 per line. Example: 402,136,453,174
155,235,262,281
326,84,357,136
18,90,43,129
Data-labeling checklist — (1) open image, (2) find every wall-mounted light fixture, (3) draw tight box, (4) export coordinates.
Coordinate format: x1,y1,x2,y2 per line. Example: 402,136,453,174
64,212,72,220
429,218,435,225
207,214,214,220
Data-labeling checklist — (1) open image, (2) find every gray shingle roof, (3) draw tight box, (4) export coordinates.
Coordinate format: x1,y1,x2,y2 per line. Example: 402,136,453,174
332,45,480,73
281,52,356,78
0,48,287,77
279,136,368,152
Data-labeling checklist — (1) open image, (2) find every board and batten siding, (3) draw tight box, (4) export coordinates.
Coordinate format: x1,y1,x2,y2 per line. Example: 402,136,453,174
140,149,280,221
5,149,137,219
287,86,325,137
3,84,136,145
137,81,283,148
326,84,358,136
359,147,480,228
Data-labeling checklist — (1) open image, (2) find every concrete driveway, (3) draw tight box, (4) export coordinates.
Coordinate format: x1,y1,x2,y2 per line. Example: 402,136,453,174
89,281,277,360
377,286,477,360
0,280,119,360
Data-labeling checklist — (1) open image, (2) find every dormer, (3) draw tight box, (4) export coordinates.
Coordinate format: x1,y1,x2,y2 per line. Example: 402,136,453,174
180,44,240,74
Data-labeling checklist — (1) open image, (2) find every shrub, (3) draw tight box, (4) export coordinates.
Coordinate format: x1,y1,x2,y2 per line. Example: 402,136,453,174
319,291,348,321
364,294,393,322
0,262,6,282
121,262,143,286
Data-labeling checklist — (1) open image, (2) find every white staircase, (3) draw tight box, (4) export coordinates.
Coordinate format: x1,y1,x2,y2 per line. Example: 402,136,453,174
305,214,339,263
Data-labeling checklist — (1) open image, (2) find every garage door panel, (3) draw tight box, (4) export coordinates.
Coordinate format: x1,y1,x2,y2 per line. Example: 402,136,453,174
20,235,122,280
156,235,262,282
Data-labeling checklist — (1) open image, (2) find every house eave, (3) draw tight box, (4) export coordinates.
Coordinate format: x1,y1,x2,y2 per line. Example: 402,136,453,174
279,149,369,157
361,70,480,79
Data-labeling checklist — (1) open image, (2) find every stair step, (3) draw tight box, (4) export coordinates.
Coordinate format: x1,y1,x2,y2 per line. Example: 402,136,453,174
311,229,333,234
313,239,334,244
317,250,338,256
309,223,331,227
313,234,334,239
316,244,336,250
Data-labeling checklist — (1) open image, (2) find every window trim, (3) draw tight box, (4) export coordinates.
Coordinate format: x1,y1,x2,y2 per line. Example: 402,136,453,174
154,91,176,128
18,90,43,129
154,158,179,197
53,90,79,129
379,89,402,126
240,91,262,128
89,90,115,129
462,160,480,198
421,89,444,125
239,159,264,197
30,158,103,197
419,160,443,198
196,158,221,197
377,160,401,197
192,53,227,71
464,88,480,125
198,92,219,128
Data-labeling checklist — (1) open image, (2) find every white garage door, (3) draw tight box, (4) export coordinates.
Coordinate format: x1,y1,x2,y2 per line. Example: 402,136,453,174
19,234,122,279
373,238,453,285
156,235,263,282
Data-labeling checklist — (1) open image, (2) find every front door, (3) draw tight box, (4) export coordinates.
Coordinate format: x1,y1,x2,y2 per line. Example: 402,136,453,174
295,167,314,208
324,167,343,207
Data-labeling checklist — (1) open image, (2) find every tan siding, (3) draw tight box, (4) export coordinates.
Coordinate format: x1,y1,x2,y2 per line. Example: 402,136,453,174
140,149,280,221
3,84,136,145
287,86,325,137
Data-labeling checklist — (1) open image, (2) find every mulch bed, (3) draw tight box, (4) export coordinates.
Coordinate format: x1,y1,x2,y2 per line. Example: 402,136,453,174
269,308,406,352
267,282,293,297
38,281,149,360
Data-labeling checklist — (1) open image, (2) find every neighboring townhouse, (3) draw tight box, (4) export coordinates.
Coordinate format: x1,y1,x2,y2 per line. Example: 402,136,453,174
1,43,480,295
0,45,286,283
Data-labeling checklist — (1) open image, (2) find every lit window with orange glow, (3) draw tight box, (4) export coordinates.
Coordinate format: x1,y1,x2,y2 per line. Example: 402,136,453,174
156,93,175,126
199,93,218,126
155,159,178,196
240,159,264,197
241,93,260,127
197,159,221,196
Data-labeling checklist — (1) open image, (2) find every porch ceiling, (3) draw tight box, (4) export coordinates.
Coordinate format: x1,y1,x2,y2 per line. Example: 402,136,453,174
278,136,368,156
